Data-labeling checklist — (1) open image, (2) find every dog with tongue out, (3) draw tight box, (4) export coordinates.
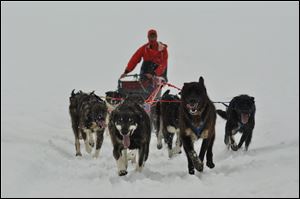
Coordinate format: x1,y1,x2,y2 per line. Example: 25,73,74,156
108,97,151,176
216,94,256,151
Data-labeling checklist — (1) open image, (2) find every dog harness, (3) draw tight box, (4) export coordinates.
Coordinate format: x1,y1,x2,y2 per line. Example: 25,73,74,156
192,121,205,137
187,119,205,137
186,103,208,137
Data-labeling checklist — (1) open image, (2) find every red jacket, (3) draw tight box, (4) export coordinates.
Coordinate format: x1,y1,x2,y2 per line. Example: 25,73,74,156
125,42,168,76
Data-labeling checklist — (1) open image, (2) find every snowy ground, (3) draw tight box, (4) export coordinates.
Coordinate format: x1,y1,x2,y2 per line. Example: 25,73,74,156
1,2,299,198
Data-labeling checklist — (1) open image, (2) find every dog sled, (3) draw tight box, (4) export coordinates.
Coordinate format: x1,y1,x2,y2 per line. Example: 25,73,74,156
118,74,166,112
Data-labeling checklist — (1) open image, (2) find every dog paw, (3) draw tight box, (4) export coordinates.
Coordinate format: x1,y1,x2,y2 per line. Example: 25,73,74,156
92,154,99,159
75,152,82,156
93,150,100,158
195,162,204,172
157,143,163,150
173,146,182,154
136,165,144,172
188,169,195,175
118,170,128,176
168,147,181,158
224,135,229,145
85,145,92,154
231,144,239,151
188,151,203,172
245,146,249,151
168,149,174,158
226,144,231,150
206,161,215,169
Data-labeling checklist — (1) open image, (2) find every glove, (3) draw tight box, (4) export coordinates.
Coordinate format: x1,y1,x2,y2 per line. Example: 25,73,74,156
144,73,153,79
120,73,127,79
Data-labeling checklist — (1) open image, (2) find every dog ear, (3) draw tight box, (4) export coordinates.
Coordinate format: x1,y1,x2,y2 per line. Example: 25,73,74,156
230,96,239,109
199,76,204,85
227,97,237,116
163,89,170,96
198,77,207,94
71,89,75,96
251,97,255,102
182,83,188,92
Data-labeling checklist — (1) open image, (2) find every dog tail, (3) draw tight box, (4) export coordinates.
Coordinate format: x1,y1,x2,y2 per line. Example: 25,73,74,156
216,109,228,120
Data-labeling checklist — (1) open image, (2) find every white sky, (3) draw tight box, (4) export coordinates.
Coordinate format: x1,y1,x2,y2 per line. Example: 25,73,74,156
1,1,299,122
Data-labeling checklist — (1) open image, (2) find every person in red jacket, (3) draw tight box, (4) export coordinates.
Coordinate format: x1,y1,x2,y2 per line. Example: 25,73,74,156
120,29,168,81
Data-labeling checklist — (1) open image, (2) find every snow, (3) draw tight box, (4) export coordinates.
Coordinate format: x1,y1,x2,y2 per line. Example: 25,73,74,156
1,1,299,197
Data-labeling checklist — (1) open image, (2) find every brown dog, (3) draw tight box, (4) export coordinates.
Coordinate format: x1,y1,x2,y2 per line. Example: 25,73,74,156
179,76,216,175
69,90,108,157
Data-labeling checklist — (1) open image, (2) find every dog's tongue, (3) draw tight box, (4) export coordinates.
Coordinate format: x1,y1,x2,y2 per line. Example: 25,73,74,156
123,135,130,148
241,113,249,124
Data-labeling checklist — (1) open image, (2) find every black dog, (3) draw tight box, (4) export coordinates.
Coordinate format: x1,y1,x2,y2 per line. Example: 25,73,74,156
125,94,145,106
216,95,256,151
156,90,182,158
180,77,216,175
105,91,124,113
69,90,108,157
108,96,151,176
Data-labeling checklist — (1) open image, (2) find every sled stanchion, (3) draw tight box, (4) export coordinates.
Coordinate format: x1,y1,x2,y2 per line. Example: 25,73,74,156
145,84,164,104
